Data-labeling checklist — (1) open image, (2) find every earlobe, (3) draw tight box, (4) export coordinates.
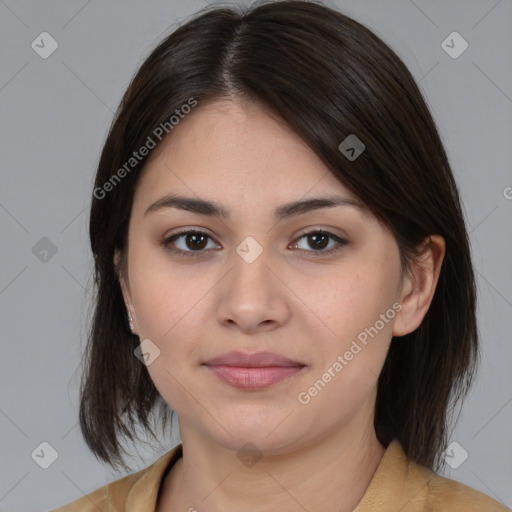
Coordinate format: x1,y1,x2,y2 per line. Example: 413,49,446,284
392,235,445,337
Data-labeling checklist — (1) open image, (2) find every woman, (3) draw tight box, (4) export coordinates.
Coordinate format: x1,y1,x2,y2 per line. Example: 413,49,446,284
52,1,510,510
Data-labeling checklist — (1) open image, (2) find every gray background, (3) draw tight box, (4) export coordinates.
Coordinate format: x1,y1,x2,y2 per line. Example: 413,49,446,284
1,0,511,510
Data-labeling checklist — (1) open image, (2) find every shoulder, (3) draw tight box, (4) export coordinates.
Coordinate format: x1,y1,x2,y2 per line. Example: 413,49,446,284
409,461,510,511
50,468,144,511
50,445,182,512
360,439,511,512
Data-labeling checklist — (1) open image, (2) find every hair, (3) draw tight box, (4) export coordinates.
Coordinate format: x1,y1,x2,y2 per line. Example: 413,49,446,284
80,0,479,473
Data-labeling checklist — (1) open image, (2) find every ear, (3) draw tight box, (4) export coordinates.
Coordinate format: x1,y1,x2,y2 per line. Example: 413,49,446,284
114,250,138,334
392,235,445,337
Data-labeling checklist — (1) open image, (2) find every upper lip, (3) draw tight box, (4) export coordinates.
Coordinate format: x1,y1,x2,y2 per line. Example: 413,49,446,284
203,351,306,367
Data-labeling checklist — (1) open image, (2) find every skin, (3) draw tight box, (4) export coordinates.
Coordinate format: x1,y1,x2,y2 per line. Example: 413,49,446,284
115,97,445,512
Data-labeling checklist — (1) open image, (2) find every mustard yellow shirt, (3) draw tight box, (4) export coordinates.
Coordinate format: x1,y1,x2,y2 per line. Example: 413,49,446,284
52,439,510,511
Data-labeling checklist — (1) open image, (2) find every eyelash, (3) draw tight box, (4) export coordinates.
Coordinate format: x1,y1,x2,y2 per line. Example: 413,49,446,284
160,229,347,258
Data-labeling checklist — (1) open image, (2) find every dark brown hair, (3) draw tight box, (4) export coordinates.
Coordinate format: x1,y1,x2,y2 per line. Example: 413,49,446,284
81,0,478,473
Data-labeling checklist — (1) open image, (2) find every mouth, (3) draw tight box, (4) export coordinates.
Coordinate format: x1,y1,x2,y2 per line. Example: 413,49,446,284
202,351,307,390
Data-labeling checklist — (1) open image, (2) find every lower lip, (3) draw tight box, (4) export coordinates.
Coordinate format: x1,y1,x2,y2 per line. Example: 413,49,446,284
204,365,305,390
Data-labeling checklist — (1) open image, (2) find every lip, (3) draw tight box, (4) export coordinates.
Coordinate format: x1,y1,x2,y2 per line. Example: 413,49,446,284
203,350,305,367
203,351,307,390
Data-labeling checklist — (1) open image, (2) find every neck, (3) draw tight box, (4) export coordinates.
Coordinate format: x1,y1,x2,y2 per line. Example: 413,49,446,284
158,412,386,512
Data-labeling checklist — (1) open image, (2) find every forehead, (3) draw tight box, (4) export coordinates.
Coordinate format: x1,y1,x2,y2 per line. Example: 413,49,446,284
133,98,362,214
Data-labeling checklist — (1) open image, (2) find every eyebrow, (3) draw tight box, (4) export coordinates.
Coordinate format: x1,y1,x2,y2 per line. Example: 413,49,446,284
143,193,366,222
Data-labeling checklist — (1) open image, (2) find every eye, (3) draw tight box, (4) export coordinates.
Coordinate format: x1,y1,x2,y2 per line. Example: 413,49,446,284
160,229,347,257
161,230,219,257
291,230,347,256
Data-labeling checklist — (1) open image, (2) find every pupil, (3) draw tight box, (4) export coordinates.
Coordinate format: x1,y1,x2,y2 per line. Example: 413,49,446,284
310,233,327,249
187,234,206,250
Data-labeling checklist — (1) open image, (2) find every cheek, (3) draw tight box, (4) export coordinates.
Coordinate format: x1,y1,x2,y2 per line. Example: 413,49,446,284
128,244,208,338
129,259,207,412
128,247,213,388
312,264,398,342
295,273,396,428
306,255,401,384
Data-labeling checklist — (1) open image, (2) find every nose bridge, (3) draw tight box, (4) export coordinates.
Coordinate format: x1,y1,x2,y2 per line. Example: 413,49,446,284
230,234,274,294
215,233,289,330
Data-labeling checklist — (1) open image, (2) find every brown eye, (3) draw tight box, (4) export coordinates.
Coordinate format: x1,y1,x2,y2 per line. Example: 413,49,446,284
162,230,219,257
161,229,347,258
292,230,347,256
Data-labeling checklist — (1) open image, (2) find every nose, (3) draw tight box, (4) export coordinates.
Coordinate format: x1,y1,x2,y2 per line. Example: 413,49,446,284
215,240,291,334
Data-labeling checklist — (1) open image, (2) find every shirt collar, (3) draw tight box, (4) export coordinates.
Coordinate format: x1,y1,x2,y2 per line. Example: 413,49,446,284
125,443,183,511
354,439,409,511
124,439,422,511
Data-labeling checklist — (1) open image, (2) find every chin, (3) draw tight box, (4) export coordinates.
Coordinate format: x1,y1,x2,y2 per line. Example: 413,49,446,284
203,414,310,455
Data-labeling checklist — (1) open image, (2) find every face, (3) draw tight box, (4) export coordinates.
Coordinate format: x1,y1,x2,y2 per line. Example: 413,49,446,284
118,98,410,455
